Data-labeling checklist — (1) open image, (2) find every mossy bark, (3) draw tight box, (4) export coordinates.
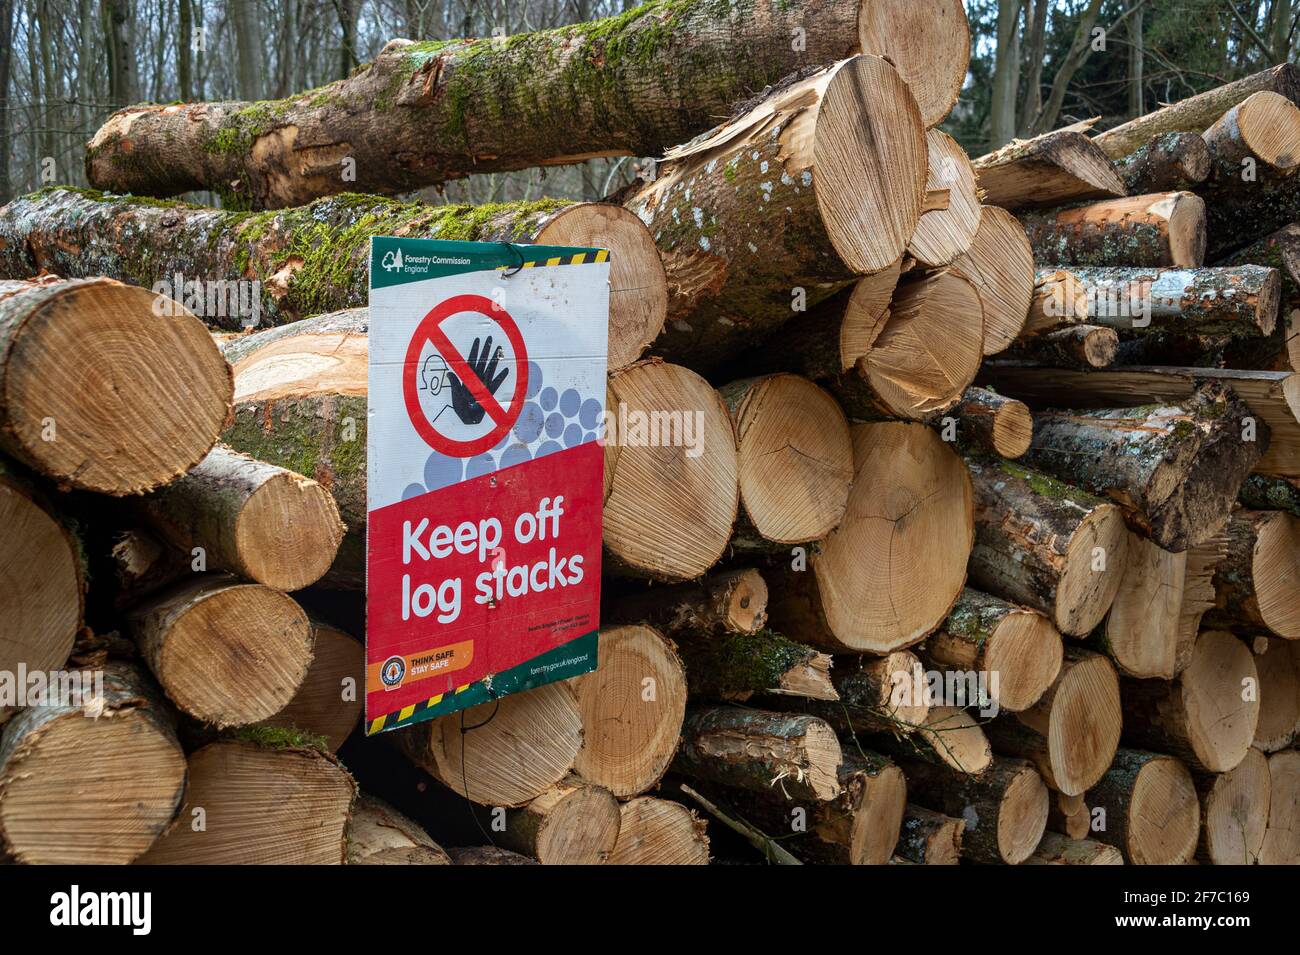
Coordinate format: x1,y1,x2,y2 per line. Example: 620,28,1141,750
674,628,831,702
607,568,767,635
1019,192,1204,268
1239,473,1300,515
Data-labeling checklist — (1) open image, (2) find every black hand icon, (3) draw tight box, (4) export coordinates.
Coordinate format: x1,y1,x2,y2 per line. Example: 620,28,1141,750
448,336,510,426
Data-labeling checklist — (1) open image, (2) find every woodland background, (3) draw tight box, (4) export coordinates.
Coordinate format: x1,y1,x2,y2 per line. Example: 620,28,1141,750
1,0,1296,206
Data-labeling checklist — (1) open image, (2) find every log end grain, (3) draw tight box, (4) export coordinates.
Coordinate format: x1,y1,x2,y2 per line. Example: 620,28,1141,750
857,0,969,129
606,796,709,865
907,130,982,267
255,621,363,752
951,205,1036,355
1049,652,1123,795
1198,746,1270,864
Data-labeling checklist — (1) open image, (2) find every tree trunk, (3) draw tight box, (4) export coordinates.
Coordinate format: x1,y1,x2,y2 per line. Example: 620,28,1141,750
1026,833,1122,864
1195,747,1270,864
138,739,356,864
1090,530,1185,679
622,56,927,371
908,130,982,267
1113,131,1211,193
1208,507,1300,640
346,794,451,864
607,568,768,636
676,627,835,703
1260,748,1300,863
231,0,264,99
496,779,621,865
0,0,15,204
606,797,709,865
1019,192,1206,268
1084,748,1200,864
1028,0,1103,135
965,457,1128,636
0,188,665,372
766,422,972,653
988,0,1021,150
1003,324,1118,368
255,620,363,752
954,387,1033,459
973,127,1125,210
177,0,193,102
102,0,136,108
0,275,231,495
950,206,1036,355
894,803,962,864
127,574,313,728
0,662,186,864
1127,0,1144,118
1121,630,1260,773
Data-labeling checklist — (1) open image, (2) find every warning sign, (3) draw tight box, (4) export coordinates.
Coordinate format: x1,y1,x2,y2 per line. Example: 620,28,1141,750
366,237,609,735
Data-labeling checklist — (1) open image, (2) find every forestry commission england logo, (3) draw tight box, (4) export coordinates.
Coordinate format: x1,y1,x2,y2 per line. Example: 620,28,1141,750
380,655,407,689
382,247,404,272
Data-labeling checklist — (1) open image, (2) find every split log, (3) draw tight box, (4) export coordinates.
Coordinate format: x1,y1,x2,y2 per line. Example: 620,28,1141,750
127,574,312,728
965,457,1128,636
972,127,1125,210
395,681,583,807
138,738,356,864
894,803,962,864
720,374,852,546
1113,131,1212,193
1261,748,1300,864
346,795,451,865
676,628,835,703
1195,747,1270,865
766,421,971,652
623,56,928,370
609,568,767,636
603,361,738,580
1209,508,1300,640
1085,748,1200,864
1019,192,1206,268
950,206,1036,354
255,620,363,752
0,275,231,494
136,445,345,592
908,129,982,267
1019,384,1265,551
1028,268,1089,330
985,647,1122,796
672,706,842,802
1252,637,1300,752
1092,63,1300,158
1218,224,1300,371
497,779,621,865
1026,833,1123,865
449,846,538,865
1003,324,1118,368
1121,630,1260,773
954,387,1033,458
570,625,687,798
606,797,709,865
872,705,993,775
1176,535,1227,675
0,662,186,864
0,189,665,371
1090,531,1185,680
975,365,1300,479
766,650,928,736
920,588,1063,713
86,0,968,207
899,756,1049,864
0,460,83,724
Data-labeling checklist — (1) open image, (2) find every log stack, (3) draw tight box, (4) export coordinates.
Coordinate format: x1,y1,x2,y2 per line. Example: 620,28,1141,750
0,4,1296,868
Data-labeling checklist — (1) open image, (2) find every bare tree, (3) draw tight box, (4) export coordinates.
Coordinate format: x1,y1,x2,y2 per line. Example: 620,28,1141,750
990,0,1021,149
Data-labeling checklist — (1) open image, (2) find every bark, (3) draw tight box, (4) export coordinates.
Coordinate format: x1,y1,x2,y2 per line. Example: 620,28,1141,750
1207,507,1300,640
102,0,136,107
1020,191,1206,268
448,846,538,865
762,650,929,736
1026,833,1122,864
1113,131,1211,193
1239,473,1300,514
607,568,768,635
1003,324,1118,368
954,386,1033,459
346,794,451,864
972,126,1125,210
894,803,962,864
1085,748,1199,864
1217,223,1300,371
675,628,834,703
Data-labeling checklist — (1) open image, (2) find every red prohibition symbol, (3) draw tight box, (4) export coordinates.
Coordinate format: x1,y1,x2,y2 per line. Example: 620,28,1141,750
402,294,529,458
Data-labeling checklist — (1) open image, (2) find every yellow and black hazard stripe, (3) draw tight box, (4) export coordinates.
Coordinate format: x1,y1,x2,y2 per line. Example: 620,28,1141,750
367,681,478,735
497,249,609,271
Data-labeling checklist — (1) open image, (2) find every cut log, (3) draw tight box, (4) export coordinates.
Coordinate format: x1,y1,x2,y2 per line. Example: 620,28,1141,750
766,421,971,652
127,574,312,728
603,361,738,580
1004,325,1118,369
899,756,1049,864
0,275,231,494
1113,131,1212,193
136,445,345,592
985,647,1122,796
0,190,664,371
86,0,967,207
255,620,363,752
1176,536,1227,675
720,374,852,546
570,625,687,798
873,705,993,775
1091,531,1186,680
609,568,767,637
676,627,835,703
497,779,621,865
1218,224,1300,371
1195,746,1270,865
672,706,842,802
975,365,1300,480
345,794,451,865
448,846,538,865
908,129,982,267
1028,268,1090,331
395,681,583,807
1026,833,1123,865
1252,637,1300,752
1209,508,1300,640
972,127,1125,210
138,739,356,864
1047,790,1091,839
894,803,962,864
921,588,1063,713
1019,384,1265,551
954,387,1033,459
606,796,710,865
950,206,1036,354
767,650,928,735
1085,748,1200,864
0,662,186,864
1121,630,1260,773
0,460,83,724
1261,748,1300,864
965,457,1128,636
624,56,928,370
1019,192,1206,268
